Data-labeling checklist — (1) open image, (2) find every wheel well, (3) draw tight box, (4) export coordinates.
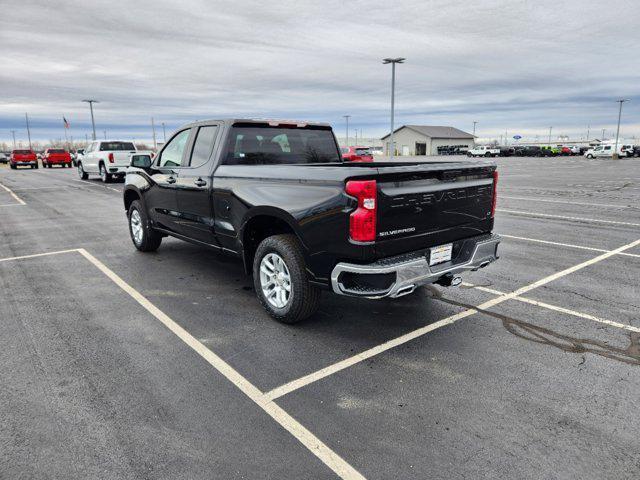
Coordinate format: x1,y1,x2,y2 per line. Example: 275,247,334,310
124,189,140,211
242,215,295,274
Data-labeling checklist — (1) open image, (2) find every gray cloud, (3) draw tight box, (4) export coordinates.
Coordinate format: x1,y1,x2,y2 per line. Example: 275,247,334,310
1,0,638,143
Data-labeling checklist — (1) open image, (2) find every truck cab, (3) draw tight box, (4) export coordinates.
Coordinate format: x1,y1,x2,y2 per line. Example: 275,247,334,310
77,140,137,182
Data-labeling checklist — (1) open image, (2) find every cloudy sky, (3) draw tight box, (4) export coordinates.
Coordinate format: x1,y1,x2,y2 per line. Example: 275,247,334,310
1,0,638,144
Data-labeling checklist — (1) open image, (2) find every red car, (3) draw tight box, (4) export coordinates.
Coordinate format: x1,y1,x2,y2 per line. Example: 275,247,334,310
42,148,72,168
341,146,374,162
9,149,38,169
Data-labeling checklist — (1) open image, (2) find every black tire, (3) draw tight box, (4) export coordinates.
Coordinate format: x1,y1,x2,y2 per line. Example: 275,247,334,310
587,154,593,159
77,162,88,180
252,234,320,324
99,163,112,183
10,164,16,169
128,200,162,252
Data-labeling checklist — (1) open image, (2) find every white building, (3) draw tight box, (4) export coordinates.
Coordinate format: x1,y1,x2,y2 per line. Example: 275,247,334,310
381,125,475,156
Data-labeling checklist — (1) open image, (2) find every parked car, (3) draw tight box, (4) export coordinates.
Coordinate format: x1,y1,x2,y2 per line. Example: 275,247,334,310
0,152,7,164
620,145,635,157
632,146,640,157
9,149,38,169
539,146,558,157
77,140,138,182
341,146,374,162
584,145,615,158
467,145,500,157
123,119,500,323
42,148,72,168
72,148,85,167
498,146,515,157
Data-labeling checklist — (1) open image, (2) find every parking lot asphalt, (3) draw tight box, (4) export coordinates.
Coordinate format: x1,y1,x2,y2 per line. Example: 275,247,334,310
1,157,639,479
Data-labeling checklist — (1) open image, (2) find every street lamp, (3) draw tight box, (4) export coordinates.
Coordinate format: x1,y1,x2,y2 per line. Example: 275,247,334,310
383,57,405,159
82,99,99,140
472,121,477,136
10,130,16,149
613,99,630,159
548,126,553,146
343,115,351,147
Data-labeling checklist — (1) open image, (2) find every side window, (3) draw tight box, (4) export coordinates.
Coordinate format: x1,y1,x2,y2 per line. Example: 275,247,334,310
604,146,611,151
158,129,190,167
188,126,218,167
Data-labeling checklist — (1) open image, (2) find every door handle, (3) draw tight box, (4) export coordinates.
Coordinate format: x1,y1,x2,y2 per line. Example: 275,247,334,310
194,178,207,187
166,176,176,184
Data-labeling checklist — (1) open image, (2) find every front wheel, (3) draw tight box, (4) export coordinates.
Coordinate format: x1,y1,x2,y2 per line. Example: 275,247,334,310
77,163,88,179
128,200,162,252
586,154,594,159
253,234,320,324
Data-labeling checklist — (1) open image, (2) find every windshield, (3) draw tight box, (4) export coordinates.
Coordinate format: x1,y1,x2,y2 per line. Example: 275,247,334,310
355,148,371,156
49,149,65,153
100,142,135,151
224,125,341,165
13,150,32,154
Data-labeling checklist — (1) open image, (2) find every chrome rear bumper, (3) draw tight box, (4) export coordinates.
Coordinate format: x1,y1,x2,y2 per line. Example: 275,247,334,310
331,234,500,298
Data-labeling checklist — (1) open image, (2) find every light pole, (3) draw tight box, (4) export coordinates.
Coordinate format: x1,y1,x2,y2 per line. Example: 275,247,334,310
472,121,477,136
548,126,553,146
25,113,32,150
82,99,99,140
161,122,166,142
103,130,107,140
586,125,590,141
343,115,350,147
613,99,629,159
151,117,157,150
383,57,405,159
10,130,16,149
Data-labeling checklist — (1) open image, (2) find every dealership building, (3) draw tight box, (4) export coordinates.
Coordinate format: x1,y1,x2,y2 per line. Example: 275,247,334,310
381,125,475,156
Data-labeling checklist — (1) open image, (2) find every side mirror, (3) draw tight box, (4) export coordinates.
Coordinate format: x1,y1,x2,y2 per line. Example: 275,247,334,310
130,154,152,168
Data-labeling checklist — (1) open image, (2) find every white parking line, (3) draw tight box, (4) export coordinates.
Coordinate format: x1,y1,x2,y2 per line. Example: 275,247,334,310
498,209,640,227
0,180,26,206
263,237,640,401
0,248,80,263
71,179,121,193
501,195,631,209
462,283,640,333
76,249,365,480
500,234,640,258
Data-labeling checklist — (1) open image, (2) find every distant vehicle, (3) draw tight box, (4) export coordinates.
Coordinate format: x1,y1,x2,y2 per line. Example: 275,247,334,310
341,146,374,162
560,145,580,156
467,145,500,157
585,144,631,158
72,148,85,167
632,146,640,157
0,152,7,164
540,146,558,157
42,148,72,168
77,140,138,182
498,146,515,157
9,149,38,169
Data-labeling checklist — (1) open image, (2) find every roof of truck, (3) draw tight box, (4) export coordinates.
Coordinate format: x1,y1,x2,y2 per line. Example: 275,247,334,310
185,118,331,128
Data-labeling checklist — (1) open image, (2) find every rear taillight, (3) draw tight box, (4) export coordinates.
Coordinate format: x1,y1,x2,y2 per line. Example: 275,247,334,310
491,170,498,217
108,153,115,163
346,180,377,242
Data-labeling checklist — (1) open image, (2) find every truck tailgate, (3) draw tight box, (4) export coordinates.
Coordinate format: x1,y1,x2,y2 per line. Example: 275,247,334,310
373,162,496,257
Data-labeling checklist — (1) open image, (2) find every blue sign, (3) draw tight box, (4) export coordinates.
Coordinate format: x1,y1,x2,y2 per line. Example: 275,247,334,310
513,135,522,140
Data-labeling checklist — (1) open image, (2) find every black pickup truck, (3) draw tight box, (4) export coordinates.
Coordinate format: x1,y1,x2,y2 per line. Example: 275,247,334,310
123,119,500,323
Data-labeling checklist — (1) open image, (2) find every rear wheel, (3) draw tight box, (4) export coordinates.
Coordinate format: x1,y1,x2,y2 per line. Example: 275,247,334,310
587,154,594,159
128,200,162,252
253,234,320,324
100,163,112,183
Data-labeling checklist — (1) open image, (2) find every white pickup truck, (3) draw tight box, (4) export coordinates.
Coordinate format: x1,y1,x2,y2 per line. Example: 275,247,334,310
467,145,500,157
77,140,141,182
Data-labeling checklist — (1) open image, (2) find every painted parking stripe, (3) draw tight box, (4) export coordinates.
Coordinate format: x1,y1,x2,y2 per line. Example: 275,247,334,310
498,209,640,227
500,234,640,258
463,283,640,333
0,180,26,205
0,248,80,263
76,249,365,480
501,195,632,209
263,237,640,401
